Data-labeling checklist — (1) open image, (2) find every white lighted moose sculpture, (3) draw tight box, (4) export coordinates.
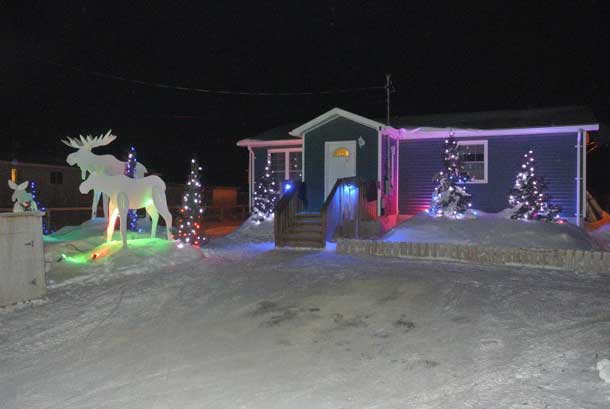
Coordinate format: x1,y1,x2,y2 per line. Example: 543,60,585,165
62,130,147,219
8,180,38,212
79,173,172,249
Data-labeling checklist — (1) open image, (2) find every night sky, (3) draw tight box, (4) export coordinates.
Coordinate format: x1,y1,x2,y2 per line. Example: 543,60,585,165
3,1,609,187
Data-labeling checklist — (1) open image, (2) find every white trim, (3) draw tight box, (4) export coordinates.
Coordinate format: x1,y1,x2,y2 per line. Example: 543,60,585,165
236,138,302,148
383,124,599,140
456,140,488,184
302,134,306,182
377,129,382,217
395,137,400,213
289,107,384,136
267,148,303,181
576,130,582,225
248,147,254,211
582,131,587,225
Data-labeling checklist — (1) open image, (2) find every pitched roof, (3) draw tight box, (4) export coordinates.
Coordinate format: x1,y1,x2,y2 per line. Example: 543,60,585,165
391,105,598,130
289,107,384,136
236,122,302,147
250,122,301,141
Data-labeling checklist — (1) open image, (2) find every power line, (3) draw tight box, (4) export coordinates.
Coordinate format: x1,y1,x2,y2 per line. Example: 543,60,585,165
38,57,386,97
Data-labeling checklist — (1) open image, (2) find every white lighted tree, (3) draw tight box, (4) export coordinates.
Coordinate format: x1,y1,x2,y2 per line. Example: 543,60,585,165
508,150,561,221
251,156,279,223
429,132,472,217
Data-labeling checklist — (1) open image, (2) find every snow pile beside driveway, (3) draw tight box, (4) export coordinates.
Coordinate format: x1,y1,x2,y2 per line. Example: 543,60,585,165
598,359,610,384
384,212,598,250
215,218,274,244
590,224,610,251
44,219,205,288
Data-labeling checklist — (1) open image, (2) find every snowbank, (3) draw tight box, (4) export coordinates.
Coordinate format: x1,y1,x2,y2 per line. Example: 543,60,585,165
384,212,598,250
44,219,205,287
598,359,610,385
214,218,274,245
589,224,610,252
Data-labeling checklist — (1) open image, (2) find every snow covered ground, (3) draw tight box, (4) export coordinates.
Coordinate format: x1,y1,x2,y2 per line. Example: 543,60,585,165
1,220,610,408
384,212,600,250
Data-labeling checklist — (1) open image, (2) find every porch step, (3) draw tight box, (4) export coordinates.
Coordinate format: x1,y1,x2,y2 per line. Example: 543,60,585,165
296,213,322,220
276,212,324,248
290,222,323,233
282,231,323,241
279,239,325,249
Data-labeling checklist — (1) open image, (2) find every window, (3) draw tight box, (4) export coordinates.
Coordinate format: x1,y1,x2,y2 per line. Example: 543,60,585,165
10,168,17,182
50,171,63,184
457,140,488,183
267,149,303,185
268,152,286,188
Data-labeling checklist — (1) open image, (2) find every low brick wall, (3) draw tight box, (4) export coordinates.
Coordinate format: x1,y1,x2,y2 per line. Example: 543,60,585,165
336,239,610,274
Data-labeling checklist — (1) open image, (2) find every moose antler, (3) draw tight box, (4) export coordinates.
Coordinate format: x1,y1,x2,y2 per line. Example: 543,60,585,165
61,130,116,150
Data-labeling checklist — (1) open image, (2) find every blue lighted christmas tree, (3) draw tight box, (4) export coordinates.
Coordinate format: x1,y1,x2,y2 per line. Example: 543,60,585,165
29,181,50,234
124,146,138,231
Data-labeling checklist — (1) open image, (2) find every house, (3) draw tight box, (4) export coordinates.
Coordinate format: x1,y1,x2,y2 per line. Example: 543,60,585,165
0,160,91,209
237,106,599,240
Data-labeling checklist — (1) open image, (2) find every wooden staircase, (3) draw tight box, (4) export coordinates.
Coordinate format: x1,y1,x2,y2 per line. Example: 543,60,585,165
274,177,375,249
279,213,324,248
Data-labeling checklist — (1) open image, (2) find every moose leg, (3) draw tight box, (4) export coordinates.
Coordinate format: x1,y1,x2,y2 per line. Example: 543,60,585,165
102,194,110,219
117,192,129,249
146,205,159,239
152,187,173,240
106,206,119,243
92,190,101,219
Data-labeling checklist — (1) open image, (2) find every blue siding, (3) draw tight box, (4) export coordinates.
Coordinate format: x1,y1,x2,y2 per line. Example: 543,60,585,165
399,133,578,218
304,117,378,211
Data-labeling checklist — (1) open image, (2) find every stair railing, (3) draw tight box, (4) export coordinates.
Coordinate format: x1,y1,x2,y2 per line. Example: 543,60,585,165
321,177,373,243
274,181,305,247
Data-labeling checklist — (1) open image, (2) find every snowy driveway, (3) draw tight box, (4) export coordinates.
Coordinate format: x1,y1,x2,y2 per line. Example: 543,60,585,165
2,244,610,408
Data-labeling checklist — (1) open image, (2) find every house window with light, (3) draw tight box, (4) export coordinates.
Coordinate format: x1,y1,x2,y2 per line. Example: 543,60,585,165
268,149,303,188
457,140,488,183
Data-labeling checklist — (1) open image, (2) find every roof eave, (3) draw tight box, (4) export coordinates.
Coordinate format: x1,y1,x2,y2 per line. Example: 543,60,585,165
383,123,600,140
289,107,384,136
236,138,303,148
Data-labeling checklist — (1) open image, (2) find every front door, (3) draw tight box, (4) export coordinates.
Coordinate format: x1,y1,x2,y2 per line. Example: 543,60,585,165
324,140,357,199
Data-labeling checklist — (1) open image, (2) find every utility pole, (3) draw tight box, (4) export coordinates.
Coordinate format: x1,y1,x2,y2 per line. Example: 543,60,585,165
385,74,392,125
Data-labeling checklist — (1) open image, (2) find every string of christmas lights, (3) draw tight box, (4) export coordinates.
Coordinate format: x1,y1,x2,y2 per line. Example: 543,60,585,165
124,146,138,231
29,181,51,234
176,159,207,247
429,131,472,218
508,150,561,221
251,156,279,224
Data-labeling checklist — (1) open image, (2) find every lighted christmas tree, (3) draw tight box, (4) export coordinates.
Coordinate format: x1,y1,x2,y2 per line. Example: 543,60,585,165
176,159,207,246
124,146,138,231
29,180,50,234
508,150,561,221
429,132,472,217
251,156,279,223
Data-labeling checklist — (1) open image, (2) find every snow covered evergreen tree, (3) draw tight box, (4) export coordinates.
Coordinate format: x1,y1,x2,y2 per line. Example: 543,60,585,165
508,150,561,221
176,159,207,246
251,156,279,223
124,146,138,231
429,132,472,217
